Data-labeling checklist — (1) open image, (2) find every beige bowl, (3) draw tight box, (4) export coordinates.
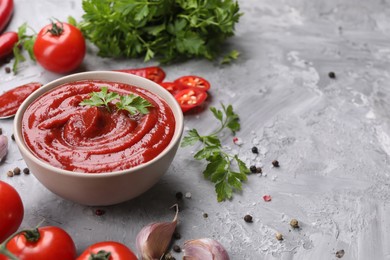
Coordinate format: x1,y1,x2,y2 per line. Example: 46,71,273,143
14,71,184,206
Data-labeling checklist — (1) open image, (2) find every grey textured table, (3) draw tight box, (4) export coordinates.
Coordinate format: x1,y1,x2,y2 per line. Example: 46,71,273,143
1,0,390,259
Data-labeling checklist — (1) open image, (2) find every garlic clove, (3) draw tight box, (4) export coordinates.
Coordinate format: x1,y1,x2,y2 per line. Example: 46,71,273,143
0,135,8,162
136,205,178,260
183,238,230,260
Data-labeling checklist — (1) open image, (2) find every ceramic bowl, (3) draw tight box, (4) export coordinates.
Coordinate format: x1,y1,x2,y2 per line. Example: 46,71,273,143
14,71,184,206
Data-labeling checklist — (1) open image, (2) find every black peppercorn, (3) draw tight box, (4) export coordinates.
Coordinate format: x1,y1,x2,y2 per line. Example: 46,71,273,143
23,168,30,174
175,192,183,200
0,128,2,135
250,165,257,173
11,134,15,141
13,167,21,175
173,232,181,240
272,160,280,167
5,67,11,74
172,244,181,253
328,71,336,79
244,214,253,223
251,146,258,154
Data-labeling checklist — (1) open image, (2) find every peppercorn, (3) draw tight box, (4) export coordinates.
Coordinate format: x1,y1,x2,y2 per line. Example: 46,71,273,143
173,232,181,240
0,128,2,135
335,249,345,258
7,170,14,177
251,146,259,154
290,219,299,229
11,134,15,141
23,168,30,174
5,67,11,74
244,214,253,223
250,165,257,173
172,244,181,253
95,209,106,216
203,213,208,218
13,167,21,175
175,192,183,200
272,160,280,167
328,71,336,79
275,232,283,241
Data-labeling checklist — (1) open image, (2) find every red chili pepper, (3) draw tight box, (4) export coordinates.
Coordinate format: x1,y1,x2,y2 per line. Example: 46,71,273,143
174,75,211,91
0,0,13,33
159,81,184,95
115,66,166,83
0,82,42,117
0,31,17,59
174,88,208,113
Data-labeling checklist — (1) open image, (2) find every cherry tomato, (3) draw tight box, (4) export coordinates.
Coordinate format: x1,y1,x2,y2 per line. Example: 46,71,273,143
33,22,85,74
0,82,42,118
159,82,183,95
77,241,137,260
115,66,166,83
0,31,17,59
174,88,208,113
0,0,13,33
3,226,76,260
174,75,210,91
0,181,24,243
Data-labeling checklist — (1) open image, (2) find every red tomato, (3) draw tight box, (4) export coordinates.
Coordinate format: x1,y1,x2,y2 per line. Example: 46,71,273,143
174,88,208,112
116,66,166,83
33,22,85,74
174,75,210,91
77,241,137,260
0,31,18,59
159,82,183,95
0,0,13,33
0,181,24,243
4,226,76,260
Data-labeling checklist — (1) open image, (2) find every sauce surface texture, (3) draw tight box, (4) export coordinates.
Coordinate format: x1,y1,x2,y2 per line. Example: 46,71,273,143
22,80,176,173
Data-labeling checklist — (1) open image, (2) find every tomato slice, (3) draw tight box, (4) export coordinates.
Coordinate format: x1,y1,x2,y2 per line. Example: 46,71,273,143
174,88,207,112
116,67,166,83
174,75,210,91
159,82,183,95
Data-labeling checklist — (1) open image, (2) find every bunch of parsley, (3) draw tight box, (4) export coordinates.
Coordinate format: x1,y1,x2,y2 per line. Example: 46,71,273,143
79,0,242,63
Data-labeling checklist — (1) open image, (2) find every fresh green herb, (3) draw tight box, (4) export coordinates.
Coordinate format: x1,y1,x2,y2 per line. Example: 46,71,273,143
80,87,152,114
13,23,36,73
79,0,242,63
181,104,250,202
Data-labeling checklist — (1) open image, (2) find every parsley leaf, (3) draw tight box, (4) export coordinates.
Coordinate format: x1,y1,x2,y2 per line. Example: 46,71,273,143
181,104,250,202
80,87,152,115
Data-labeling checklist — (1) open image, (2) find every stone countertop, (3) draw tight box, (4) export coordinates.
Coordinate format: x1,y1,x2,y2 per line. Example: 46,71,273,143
1,0,390,259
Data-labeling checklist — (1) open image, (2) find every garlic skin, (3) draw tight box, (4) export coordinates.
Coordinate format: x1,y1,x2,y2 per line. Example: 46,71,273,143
0,135,8,162
183,238,230,260
136,205,178,260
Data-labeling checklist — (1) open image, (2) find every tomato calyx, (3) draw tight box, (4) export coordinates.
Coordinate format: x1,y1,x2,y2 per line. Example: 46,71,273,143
46,21,64,36
89,250,111,260
23,228,41,243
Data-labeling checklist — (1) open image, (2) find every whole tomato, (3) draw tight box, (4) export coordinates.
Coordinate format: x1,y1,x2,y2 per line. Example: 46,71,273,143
0,180,24,243
2,226,76,260
33,21,85,73
77,241,137,260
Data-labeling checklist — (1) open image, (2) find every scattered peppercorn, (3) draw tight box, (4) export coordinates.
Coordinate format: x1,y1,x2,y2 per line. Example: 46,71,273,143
7,170,14,177
290,219,299,229
251,146,259,154
256,167,262,174
172,244,181,253
0,128,2,135
244,214,253,223
335,249,345,258
175,192,183,200
23,168,30,174
328,71,336,79
203,213,208,218
5,67,11,74
13,167,21,175
95,209,106,216
250,165,257,173
173,232,181,240
275,232,283,241
11,134,15,141
272,160,280,167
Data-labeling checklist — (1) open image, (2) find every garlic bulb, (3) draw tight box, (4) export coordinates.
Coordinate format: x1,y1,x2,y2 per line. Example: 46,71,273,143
136,205,178,260
0,135,8,162
183,238,230,260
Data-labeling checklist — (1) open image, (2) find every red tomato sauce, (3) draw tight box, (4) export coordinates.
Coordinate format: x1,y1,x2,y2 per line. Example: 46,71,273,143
22,80,176,173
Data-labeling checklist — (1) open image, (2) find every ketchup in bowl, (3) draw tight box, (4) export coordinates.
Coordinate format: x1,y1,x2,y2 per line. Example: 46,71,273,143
22,80,175,173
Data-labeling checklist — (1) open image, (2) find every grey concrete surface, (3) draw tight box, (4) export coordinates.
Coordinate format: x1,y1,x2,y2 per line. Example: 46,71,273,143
1,0,390,259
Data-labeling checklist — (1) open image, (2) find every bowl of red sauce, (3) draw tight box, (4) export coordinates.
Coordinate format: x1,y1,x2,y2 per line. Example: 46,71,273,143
14,71,184,206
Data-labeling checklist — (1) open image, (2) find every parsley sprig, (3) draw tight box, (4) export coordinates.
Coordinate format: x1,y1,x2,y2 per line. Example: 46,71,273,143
80,87,152,114
181,104,250,202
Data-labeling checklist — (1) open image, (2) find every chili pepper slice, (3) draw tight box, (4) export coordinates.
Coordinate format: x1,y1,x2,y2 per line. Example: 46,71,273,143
174,75,210,91
0,31,18,59
115,66,166,83
0,82,42,118
159,82,184,95
0,0,13,33
174,88,208,113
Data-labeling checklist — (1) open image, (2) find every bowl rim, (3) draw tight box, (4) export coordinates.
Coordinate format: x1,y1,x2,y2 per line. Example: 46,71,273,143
13,71,184,178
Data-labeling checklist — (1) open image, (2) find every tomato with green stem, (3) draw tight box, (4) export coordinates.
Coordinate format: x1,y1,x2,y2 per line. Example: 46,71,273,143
174,75,210,91
0,181,23,244
33,21,85,73
174,88,208,113
77,241,137,260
